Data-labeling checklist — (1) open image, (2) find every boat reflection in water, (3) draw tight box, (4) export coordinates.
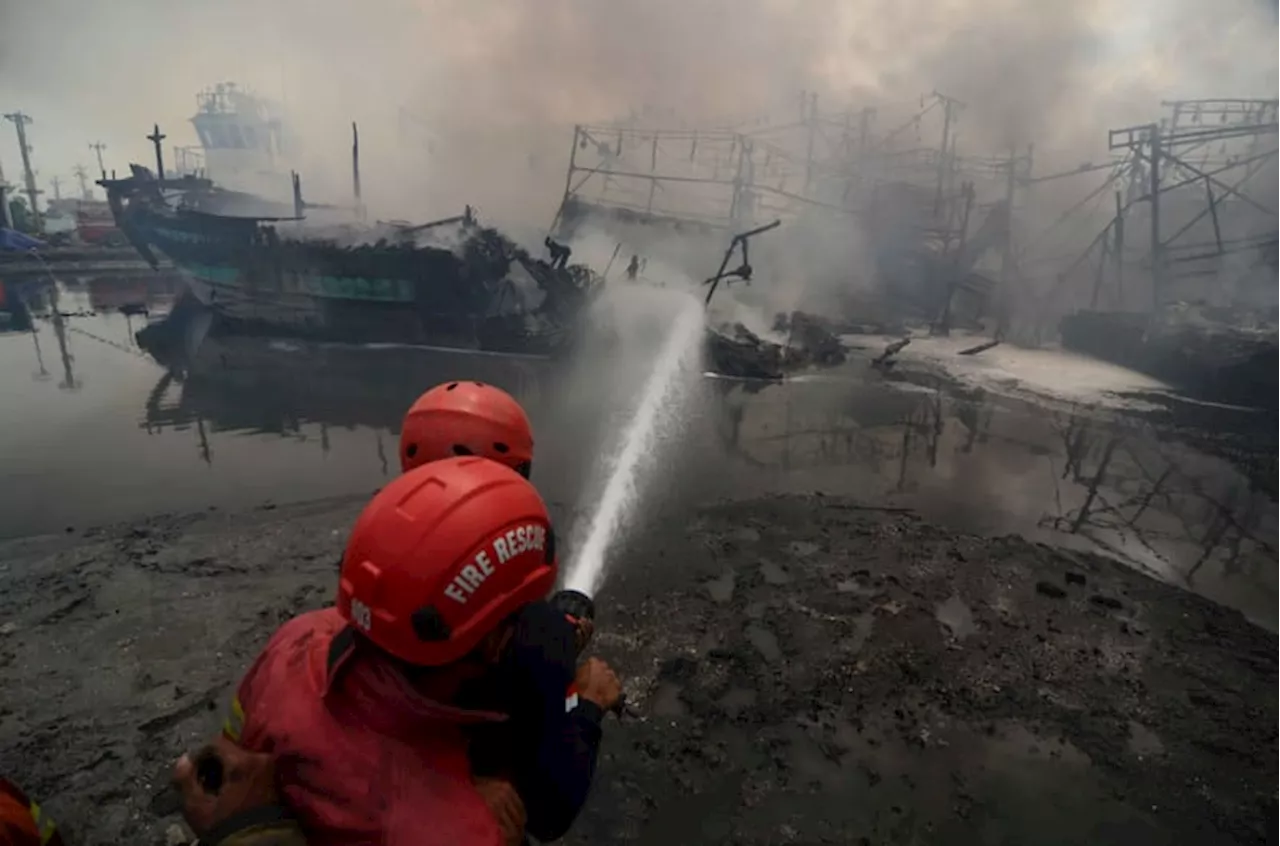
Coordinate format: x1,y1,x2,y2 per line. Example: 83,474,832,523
134,303,1276,631
137,305,550,466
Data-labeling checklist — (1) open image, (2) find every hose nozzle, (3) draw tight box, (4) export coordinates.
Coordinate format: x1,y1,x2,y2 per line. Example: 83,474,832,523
549,589,595,624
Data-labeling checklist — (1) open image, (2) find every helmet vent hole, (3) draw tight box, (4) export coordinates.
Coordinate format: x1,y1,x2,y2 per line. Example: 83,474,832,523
451,444,475,456
446,382,459,391
492,442,510,454
411,606,452,642
474,381,485,387
405,443,418,458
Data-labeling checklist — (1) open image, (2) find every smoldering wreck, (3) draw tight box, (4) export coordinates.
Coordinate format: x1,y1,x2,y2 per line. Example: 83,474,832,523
97,82,1002,381
105,84,1279,401
542,96,1278,403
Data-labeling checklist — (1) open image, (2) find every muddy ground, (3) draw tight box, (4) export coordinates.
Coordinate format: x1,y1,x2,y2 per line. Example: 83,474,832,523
0,493,1275,846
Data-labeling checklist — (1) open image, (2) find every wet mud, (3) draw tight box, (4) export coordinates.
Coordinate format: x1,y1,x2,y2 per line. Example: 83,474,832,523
0,491,1274,845
3,281,1277,844
580,495,1278,846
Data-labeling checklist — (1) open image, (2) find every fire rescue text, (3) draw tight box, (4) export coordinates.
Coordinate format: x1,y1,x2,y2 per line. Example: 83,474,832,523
443,524,548,604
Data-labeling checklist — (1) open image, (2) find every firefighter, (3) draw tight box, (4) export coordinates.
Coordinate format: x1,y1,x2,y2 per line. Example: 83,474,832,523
399,381,620,842
0,778,63,846
399,381,534,478
194,457,613,846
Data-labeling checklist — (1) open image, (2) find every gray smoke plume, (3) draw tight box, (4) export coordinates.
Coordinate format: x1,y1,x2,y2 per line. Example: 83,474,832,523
1,0,1274,231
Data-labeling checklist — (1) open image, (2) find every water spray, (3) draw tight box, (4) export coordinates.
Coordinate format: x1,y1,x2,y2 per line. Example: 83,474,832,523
561,294,704,597
561,222,781,599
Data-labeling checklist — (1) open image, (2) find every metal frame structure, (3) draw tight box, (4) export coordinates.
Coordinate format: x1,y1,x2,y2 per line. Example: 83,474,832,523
1063,99,1277,312
549,92,1025,268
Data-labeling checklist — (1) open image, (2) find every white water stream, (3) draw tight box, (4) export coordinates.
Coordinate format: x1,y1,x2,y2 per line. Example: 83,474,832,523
562,294,705,596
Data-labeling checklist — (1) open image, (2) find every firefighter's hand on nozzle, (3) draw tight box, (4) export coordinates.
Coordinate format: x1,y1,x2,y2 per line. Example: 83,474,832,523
575,657,623,713
573,617,595,653
172,736,279,839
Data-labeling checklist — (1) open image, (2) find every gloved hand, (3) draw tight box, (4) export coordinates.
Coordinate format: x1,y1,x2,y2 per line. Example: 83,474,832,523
172,736,303,846
575,657,623,713
474,777,527,846
573,617,595,653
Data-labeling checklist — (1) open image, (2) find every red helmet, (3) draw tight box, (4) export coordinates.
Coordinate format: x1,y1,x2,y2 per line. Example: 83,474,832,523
336,455,557,666
400,381,534,477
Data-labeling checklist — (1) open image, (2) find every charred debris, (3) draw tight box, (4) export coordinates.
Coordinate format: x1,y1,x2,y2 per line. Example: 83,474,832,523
549,94,1016,353
547,94,1278,403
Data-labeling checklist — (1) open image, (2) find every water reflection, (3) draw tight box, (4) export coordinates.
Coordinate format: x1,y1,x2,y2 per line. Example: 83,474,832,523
0,277,1272,629
141,334,553,477
706,373,1277,627
140,320,1274,627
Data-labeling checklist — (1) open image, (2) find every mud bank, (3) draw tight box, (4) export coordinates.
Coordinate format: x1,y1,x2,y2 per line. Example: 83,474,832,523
0,494,1275,845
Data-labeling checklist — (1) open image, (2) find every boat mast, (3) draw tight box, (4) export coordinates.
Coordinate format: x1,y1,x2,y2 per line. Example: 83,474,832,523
352,121,365,221
148,124,168,182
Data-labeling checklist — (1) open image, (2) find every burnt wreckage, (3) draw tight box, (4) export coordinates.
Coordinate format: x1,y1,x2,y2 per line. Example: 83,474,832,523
549,108,1014,336
1053,100,1279,410
100,128,600,355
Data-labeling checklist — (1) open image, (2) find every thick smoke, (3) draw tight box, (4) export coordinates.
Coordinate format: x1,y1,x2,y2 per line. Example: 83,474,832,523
0,0,1274,255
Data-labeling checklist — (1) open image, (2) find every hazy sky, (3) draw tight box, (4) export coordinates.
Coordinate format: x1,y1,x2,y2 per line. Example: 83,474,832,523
0,0,1275,225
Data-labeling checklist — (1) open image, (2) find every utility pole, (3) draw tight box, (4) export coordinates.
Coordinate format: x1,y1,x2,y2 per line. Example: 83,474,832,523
147,125,167,181
1148,124,1162,311
931,92,964,216
73,165,93,200
857,107,874,158
4,112,43,231
50,175,62,202
803,91,818,196
1112,191,1125,304
1108,122,1165,313
998,148,1017,286
89,142,108,180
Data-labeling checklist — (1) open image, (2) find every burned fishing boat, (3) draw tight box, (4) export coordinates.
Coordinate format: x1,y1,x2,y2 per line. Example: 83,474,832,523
100,164,599,353
100,93,600,354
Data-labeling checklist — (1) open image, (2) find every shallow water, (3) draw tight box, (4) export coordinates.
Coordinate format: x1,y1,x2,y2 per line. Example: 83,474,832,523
0,277,1274,629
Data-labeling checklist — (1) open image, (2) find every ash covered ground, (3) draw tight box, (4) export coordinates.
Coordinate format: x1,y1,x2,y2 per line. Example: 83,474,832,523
0,489,1274,845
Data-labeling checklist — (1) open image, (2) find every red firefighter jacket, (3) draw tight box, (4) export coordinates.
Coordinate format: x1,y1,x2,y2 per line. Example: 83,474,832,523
225,608,508,846
0,778,63,846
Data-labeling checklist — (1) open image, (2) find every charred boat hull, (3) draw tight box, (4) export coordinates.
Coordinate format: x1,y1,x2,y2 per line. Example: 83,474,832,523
101,170,597,353
1059,309,1278,410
